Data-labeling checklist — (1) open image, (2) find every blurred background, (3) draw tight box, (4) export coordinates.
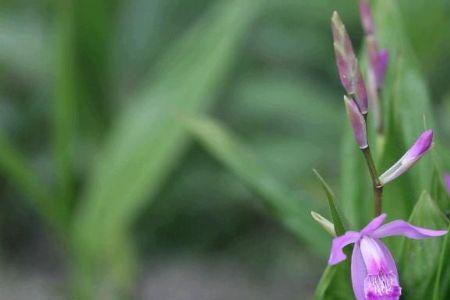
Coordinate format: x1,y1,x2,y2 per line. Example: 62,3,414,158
0,0,450,299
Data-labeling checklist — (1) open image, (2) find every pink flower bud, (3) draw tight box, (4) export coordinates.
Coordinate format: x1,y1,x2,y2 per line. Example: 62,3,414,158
359,0,375,35
367,37,389,89
344,95,368,149
332,11,368,114
379,130,433,185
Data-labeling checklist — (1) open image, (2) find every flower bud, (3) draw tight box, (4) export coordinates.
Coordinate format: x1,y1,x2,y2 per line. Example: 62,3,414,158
311,211,336,236
367,37,389,89
359,0,375,35
379,130,433,185
344,95,368,149
332,11,368,114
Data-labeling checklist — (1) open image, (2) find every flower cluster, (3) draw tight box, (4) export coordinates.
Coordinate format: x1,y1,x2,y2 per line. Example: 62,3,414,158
323,1,448,300
331,7,433,188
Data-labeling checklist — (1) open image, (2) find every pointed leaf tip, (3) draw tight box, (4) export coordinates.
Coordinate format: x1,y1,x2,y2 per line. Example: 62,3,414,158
313,169,346,236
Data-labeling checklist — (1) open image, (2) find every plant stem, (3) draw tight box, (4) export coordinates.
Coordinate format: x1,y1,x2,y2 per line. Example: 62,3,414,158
362,147,383,216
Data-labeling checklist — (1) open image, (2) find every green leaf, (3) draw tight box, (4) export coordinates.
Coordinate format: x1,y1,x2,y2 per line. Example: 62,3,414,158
430,164,450,213
72,0,258,295
313,169,346,236
0,131,63,227
53,1,77,207
313,170,352,300
182,115,329,255
433,222,450,300
398,191,449,300
314,263,353,300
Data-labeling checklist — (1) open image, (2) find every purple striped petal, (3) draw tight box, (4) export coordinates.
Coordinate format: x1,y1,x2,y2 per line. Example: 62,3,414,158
360,238,401,299
344,96,368,149
331,11,368,114
328,231,361,265
371,220,448,239
444,173,450,195
379,130,433,185
373,239,398,279
351,242,366,300
361,213,386,235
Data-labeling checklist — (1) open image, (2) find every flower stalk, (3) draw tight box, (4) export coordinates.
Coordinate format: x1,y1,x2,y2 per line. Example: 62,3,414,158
362,147,383,216
333,12,383,215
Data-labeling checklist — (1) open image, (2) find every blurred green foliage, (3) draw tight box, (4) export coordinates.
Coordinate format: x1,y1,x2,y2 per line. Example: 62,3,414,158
1,0,450,298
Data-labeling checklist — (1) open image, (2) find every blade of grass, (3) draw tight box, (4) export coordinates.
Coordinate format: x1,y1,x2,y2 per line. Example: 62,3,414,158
53,0,77,211
72,0,259,296
433,222,450,300
182,115,329,255
398,191,448,300
0,132,61,229
313,169,346,236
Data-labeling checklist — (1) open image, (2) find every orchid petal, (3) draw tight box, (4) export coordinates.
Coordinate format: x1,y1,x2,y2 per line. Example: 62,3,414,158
351,242,366,300
360,238,401,299
361,213,386,235
374,239,398,278
328,231,361,265
371,220,448,239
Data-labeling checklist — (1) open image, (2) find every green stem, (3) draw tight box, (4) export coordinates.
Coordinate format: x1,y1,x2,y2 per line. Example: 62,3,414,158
362,147,383,216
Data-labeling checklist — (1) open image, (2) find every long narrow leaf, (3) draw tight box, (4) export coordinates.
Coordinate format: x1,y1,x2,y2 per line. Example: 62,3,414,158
0,132,61,228
53,1,77,207
313,169,346,236
182,116,329,255
72,0,258,294
398,191,449,300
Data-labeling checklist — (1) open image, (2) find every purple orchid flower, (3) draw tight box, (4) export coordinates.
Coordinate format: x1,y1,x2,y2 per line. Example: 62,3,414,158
379,130,433,185
328,213,447,300
331,11,368,114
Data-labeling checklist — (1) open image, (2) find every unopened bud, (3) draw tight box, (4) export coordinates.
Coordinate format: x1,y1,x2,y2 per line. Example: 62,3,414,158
332,11,368,114
344,95,368,149
311,211,336,236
